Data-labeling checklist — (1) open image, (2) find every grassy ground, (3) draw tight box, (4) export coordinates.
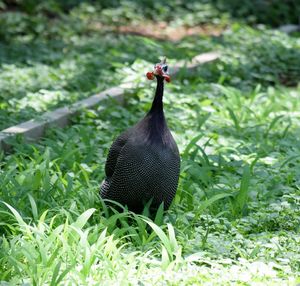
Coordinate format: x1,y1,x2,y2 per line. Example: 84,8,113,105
1,1,300,285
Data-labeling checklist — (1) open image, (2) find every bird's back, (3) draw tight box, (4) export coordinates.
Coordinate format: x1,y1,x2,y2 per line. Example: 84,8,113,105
100,125,180,213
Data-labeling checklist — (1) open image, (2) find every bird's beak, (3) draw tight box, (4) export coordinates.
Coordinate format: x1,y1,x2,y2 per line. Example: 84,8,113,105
154,65,163,76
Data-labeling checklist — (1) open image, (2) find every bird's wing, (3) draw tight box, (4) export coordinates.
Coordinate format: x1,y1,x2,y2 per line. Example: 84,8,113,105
105,129,132,178
102,140,180,211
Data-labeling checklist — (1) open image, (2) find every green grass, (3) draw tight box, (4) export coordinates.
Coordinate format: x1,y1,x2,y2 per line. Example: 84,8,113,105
1,78,300,284
1,2,300,285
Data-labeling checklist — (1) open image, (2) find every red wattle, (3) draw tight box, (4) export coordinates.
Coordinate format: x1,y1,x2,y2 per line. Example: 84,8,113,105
146,72,154,80
164,75,171,82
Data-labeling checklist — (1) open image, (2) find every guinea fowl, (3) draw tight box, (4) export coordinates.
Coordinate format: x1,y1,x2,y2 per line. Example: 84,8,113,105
100,58,180,213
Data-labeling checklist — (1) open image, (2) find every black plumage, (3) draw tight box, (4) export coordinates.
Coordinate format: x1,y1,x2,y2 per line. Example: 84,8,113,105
100,59,180,213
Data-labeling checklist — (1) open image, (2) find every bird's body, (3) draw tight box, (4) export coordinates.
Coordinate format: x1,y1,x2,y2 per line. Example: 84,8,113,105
100,60,180,213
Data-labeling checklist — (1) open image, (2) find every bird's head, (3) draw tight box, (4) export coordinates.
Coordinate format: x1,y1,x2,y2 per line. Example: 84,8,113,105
146,57,171,83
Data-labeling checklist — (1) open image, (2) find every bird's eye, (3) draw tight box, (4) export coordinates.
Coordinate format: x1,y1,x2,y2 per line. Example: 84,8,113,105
163,65,168,72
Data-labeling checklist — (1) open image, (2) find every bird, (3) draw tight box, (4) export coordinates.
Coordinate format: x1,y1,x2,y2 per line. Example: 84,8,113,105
100,58,180,213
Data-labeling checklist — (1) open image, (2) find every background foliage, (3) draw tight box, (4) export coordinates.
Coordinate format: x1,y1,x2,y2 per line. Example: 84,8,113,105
0,0,300,285
1,0,300,26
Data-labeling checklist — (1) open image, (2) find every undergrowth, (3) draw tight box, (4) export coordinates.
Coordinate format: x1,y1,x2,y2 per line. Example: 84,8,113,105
1,79,300,284
0,1,300,285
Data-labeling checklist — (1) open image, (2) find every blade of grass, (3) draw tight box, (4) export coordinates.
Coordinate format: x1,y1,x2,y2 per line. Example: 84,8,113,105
234,165,251,216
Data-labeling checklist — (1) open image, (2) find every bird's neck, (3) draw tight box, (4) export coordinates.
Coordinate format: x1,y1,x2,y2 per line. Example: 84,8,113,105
149,77,164,114
140,76,169,144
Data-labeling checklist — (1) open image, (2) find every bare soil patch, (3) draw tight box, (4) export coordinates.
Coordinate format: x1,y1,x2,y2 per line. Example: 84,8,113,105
90,21,224,41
